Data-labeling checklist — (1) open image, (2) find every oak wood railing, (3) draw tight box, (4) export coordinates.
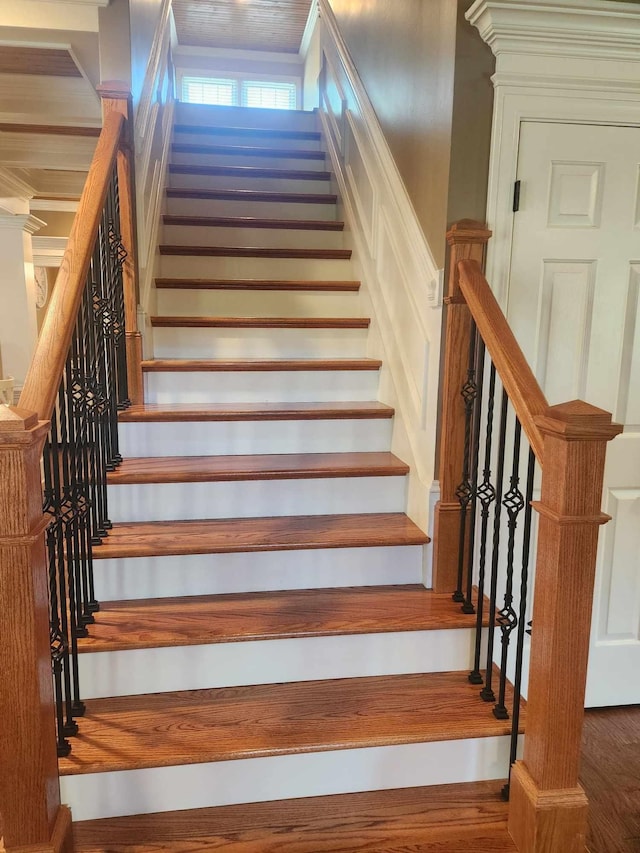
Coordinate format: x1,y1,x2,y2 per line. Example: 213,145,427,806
434,220,622,853
0,83,141,853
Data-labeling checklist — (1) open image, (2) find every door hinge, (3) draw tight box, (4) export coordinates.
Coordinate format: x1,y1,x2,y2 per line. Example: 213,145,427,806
512,180,521,213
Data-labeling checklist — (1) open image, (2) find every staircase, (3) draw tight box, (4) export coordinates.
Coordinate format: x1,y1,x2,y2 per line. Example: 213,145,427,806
65,103,516,850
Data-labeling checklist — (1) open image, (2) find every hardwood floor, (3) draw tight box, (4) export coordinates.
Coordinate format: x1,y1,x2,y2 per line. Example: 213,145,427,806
582,705,640,853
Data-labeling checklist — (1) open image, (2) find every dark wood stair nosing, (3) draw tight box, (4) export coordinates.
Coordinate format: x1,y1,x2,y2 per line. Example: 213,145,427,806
166,187,337,204
171,141,326,160
162,214,344,231
154,278,361,292
169,163,331,181
173,124,322,141
117,402,394,423
158,245,352,260
141,358,382,372
149,316,369,329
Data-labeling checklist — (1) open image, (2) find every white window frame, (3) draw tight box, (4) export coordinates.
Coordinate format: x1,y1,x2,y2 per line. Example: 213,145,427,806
178,70,302,110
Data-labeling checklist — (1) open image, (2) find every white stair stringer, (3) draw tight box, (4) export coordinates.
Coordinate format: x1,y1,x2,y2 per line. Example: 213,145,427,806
79,628,479,699
61,736,514,822
92,544,425,601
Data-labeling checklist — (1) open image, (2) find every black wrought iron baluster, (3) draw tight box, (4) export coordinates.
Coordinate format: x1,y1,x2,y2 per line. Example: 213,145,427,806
469,362,498,685
503,446,536,800
480,387,508,704
453,322,479,604
462,336,486,614
493,419,525,721
108,168,130,410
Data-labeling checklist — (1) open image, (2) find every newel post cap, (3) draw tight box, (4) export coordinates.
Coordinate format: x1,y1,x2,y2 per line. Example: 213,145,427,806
446,220,492,246
534,399,623,442
0,404,38,431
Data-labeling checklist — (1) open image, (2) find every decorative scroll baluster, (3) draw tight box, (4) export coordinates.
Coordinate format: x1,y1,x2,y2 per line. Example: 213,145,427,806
480,388,508,704
503,446,536,800
493,419,525,720
468,363,498,684
462,336,486,614
453,322,479,604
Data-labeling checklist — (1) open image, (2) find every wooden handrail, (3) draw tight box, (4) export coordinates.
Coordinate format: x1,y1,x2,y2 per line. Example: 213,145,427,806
19,110,125,421
457,258,547,463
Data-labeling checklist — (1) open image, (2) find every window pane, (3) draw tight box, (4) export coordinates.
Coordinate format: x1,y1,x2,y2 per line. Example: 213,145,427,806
182,76,238,106
242,81,297,110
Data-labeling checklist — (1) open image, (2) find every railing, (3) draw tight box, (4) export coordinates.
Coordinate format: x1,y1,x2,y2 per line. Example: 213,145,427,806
0,83,141,852
434,221,622,852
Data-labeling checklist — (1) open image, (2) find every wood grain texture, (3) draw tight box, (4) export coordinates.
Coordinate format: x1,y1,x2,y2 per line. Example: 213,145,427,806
169,164,331,182
150,315,366,327
0,46,81,77
141,357,381,371
162,214,344,231
172,0,312,53
0,123,101,137
92,513,428,559
106,451,408,484
457,258,547,462
157,245,352,259
509,401,622,853
78,585,483,653
18,111,125,421
0,411,60,847
174,124,321,142
166,187,337,204
118,401,393,422
58,671,520,775
433,221,490,593
73,780,516,853
171,142,326,160
581,706,640,853
154,278,360,291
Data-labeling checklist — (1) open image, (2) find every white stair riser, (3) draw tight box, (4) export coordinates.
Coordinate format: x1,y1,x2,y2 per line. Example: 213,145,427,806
166,196,337,220
118,418,393,457
155,287,361,318
107,476,407,523
161,223,345,250
158,255,353,281
92,545,425,601
173,132,322,151
61,736,516,821
174,106,320,133
144,369,379,404
169,172,333,194
79,629,477,699
152,327,368,359
171,151,328,170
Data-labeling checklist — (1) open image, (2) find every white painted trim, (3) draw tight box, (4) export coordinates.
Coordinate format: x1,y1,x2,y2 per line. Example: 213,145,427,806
174,44,304,66
317,0,443,531
135,0,172,135
32,235,66,266
0,167,35,201
31,0,110,5
299,0,320,60
468,0,640,308
30,199,78,213
61,735,516,821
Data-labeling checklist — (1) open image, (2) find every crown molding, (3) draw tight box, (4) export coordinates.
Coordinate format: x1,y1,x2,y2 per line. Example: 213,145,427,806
0,167,36,201
32,235,66,266
30,198,78,213
467,0,640,63
0,213,46,234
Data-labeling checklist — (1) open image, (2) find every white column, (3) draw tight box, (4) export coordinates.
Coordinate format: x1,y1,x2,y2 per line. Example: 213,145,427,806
0,212,46,398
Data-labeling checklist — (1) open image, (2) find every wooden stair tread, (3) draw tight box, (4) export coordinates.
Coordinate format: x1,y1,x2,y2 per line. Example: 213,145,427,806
174,124,322,141
118,401,394,422
154,278,360,291
78,586,482,653
59,671,519,775
163,214,344,231
92,512,427,559
157,246,352,259
169,163,331,181
166,187,337,204
141,357,381,372
171,141,326,160
107,451,409,484
150,315,367,328
72,781,516,852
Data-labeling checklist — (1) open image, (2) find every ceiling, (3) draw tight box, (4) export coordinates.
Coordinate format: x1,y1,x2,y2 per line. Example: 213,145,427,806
172,0,313,54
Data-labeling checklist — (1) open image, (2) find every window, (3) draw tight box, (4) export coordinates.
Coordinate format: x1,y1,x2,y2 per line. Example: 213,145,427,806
182,76,298,110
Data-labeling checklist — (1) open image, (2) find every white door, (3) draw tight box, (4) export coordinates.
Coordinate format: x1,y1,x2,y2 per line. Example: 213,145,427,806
507,120,640,706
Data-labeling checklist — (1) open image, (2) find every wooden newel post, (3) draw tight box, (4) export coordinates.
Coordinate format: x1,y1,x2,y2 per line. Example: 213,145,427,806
0,406,72,853
97,81,144,406
509,400,622,853
432,220,492,593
